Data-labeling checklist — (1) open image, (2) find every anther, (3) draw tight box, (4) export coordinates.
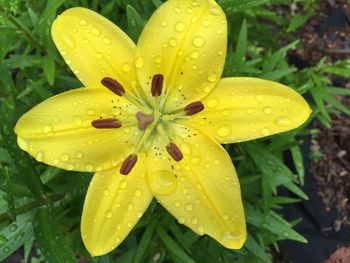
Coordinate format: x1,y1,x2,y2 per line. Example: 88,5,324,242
101,77,125,96
136,112,154,130
120,154,138,175
91,118,122,129
184,101,204,116
166,143,183,161
151,74,164,97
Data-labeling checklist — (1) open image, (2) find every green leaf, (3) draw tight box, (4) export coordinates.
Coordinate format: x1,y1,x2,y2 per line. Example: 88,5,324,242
127,5,145,43
33,208,77,263
42,56,55,85
0,212,34,262
325,94,350,115
219,0,271,13
157,227,196,263
290,146,305,185
327,87,350,95
245,234,272,263
287,14,309,32
2,166,16,220
324,66,350,78
132,222,155,263
235,20,247,64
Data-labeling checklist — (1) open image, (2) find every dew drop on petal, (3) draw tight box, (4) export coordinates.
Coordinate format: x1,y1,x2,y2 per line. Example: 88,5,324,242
134,189,143,197
255,95,264,103
122,63,131,72
62,34,75,49
192,36,204,47
61,154,69,162
175,22,185,32
102,37,111,45
275,116,291,126
217,125,231,137
185,203,193,211
207,98,218,108
79,19,88,26
260,128,270,136
105,210,113,219
36,151,44,162
220,231,241,248
135,57,144,68
148,170,177,195
263,107,272,115
191,217,199,225
91,28,101,36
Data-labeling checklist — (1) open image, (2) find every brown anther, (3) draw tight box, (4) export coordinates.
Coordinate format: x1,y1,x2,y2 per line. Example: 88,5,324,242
101,77,125,96
136,112,154,130
91,118,122,129
166,143,183,161
184,101,204,116
120,154,138,175
151,74,164,97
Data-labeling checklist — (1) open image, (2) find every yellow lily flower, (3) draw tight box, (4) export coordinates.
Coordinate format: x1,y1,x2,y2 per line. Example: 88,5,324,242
14,0,311,256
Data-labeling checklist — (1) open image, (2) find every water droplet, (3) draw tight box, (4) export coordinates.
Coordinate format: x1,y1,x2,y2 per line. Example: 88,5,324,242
178,217,185,224
119,179,128,189
207,72,218,82
62,34,75,49
105,210,113,219
185,203,193,211
193,36,204,47
255,95,264,103
263,107,272,115
0,235,7,245
198,226,204,235
169,37,178,47
180,143,192,156
221,109,232,116
275,116,291,126
91,28,101,36
36,151,44,162
95,52,103,59
122,63,131,72
202,20,211,27
74,116,82,125
210,6,221,16
191,157,201,166
86,109,94,115
9,224,17,232
103,189,110,196
260,128,270,136
79,19,88,26
61,154,69,162
86,164,93,171
127,222,132,228
148,170,177,195
134,189,143,197
186,7,193,14
191,217,198,225
220,231,241,248
43,125,53,133
161,21,167,27
135,57,144,68
127,203,134,211
246,108,253,114
174,201,181,207
214,159,220,165
207,98,218,108
191,51,199,59
75,151,82,158
102,37,111,45
175,22,185,32
17,136,29,150
155,56,162,63
217,125,232,137
66,164,74,170
223,214,229,220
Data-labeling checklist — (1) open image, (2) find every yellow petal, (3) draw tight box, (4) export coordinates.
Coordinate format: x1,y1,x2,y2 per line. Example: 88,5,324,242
52,7,138,93
135,0,227,111
81,154,153,256
146,123,246,249
190,77,312,144
15,87,139,172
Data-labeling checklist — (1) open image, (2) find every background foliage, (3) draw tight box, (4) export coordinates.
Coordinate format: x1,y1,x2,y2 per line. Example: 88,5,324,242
0,0,350,262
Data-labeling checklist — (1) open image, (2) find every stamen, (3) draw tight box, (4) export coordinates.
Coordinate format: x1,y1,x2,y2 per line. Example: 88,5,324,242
184,101,204,116
136,112,154,130
91,118,122,129
166,143,183,161
151,74,164,97
101,77,125,96
120,154,138,175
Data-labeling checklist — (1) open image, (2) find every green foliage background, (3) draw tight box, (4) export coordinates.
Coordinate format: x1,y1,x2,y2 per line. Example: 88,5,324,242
0,0,350,262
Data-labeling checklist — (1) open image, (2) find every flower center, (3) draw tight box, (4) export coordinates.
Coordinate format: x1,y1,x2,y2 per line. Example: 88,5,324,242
92,74,205,175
